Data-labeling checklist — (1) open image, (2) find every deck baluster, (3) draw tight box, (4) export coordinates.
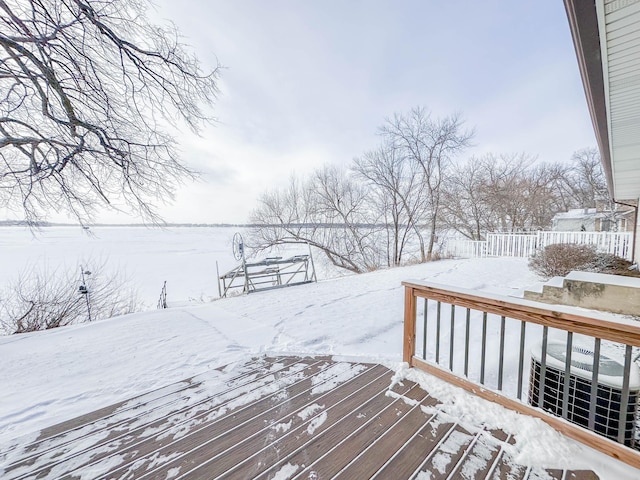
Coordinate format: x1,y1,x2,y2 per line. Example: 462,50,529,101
464,308,470,377
618,345,633,444
588,338,601,431
562,332,573,420
517,321,526,400
498,316,506,390
537,327,549,410
422,298,428,360
449,305,455,371
435,301,441,364
480,312,487,385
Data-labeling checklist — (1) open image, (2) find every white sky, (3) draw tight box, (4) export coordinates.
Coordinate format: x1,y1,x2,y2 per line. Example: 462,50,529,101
9,1,598,224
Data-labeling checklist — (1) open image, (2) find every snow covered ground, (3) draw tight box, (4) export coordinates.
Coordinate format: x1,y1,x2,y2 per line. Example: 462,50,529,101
0,227,638,478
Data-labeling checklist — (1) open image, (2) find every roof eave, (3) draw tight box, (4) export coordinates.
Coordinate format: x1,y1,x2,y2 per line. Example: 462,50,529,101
563,0,615,198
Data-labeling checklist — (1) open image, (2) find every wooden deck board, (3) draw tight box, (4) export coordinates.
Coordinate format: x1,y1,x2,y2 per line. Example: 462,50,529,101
5,356,298,472
332,390,435,479
0,356,602,480
414,424,476,479
231,370,398,480
369,413,456,479
252,376,418,479
291,385,427,479
6,358,321,480
86,359,338,479
448,433,505,480
178,365,389,479
37,356,291,442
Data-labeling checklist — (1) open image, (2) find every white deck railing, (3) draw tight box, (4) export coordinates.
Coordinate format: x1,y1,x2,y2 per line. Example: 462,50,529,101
446,231,633,260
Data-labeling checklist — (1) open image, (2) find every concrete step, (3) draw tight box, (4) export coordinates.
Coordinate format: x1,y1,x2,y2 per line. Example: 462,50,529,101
523,271,640,316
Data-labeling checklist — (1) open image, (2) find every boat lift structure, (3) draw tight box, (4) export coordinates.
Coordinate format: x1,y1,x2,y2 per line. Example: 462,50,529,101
217,234,317,297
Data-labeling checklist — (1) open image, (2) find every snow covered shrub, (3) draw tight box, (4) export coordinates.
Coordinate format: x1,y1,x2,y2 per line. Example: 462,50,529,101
589,252,640,277
0,260,142,335
528,243,597,279
529,243,639,279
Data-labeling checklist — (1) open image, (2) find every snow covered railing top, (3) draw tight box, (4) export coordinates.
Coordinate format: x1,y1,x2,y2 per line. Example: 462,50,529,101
402,280,640,347
402,280,640,469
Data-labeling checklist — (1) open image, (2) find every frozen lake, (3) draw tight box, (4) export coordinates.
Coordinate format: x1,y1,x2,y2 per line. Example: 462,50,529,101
0,226,317,308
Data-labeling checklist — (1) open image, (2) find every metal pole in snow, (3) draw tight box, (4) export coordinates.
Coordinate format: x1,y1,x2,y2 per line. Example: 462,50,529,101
241,241,248,294
308,242,317,282
80,265,92,322
216,261,222,298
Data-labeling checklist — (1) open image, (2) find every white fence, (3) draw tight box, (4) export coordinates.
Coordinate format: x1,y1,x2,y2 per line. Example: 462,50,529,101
445,239,486,258
486,233,539,258
446,231,633,260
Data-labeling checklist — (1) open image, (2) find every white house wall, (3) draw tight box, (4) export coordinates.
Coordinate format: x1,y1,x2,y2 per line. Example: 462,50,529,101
553,218,597,231
636,197,640,263
600,0,640,200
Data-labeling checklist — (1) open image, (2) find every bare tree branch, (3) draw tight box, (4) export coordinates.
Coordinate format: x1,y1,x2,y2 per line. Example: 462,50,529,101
380,107,473,260
248,167,386,274
0,0,219,224
0,258,141,334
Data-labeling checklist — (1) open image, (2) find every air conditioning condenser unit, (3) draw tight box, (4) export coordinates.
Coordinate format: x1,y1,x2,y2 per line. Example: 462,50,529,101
529,340,640,447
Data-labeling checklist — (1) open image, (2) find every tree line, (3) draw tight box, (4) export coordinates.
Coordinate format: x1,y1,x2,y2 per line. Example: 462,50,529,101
249,107,607,273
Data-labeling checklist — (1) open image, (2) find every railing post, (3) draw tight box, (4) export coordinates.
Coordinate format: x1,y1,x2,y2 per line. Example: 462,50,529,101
403,286,417,365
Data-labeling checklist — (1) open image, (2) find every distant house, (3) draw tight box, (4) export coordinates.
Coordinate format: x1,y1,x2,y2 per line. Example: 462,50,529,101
552,203,635,232
552,208,597,232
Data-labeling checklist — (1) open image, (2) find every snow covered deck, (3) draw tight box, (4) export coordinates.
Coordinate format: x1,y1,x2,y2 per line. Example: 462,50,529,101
1,356,598,480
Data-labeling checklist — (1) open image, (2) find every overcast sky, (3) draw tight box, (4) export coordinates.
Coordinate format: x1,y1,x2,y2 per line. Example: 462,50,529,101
36,1,601,224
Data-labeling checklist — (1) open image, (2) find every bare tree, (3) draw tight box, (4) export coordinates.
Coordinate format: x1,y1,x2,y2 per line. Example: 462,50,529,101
249,166,384,273
443,153,565,238
524,163,567,230
353,141,427,266
0,0,219,224
442,158,492,240
251,107,475,270
380,107,473,260
555,148,608,210
0,258,141,334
